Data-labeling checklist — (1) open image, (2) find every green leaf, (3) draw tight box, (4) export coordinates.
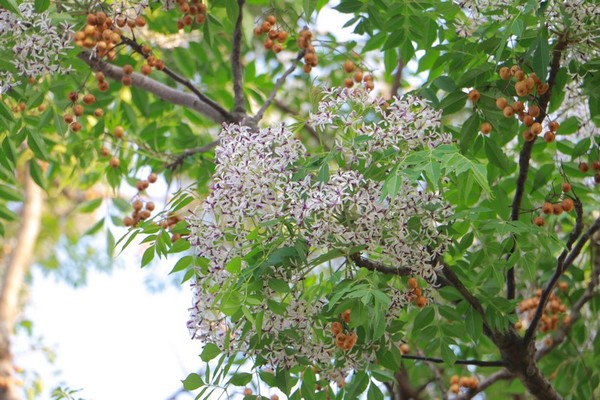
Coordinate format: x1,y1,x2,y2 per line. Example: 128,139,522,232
225,0,239,22
367,382,385,400
169,255,193,274
345,371,369,399
460,113,481,154
200,343,221,362
0,184,22,202
412,307,435,335
34,0,50,13
141,246,155,267
465,307,483,342
432,76,457,92
0,0,19,14
182,373,204,390
75,198,103,213
484,138,509,171
27,129,50,161
572,137,591,158
83,218,104,236
229,372,252,386
532,29,550,81
225,256,242,273
440,90,467,115
440,339,457,366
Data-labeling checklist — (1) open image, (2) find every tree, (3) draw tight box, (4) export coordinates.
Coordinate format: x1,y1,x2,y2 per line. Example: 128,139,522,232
0,0,599,399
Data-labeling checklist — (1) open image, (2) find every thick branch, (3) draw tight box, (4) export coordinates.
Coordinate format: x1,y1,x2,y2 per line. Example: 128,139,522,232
524,198,586,344
390,57,404,98
231,0,246,116
350,253,411,276
0,172,43,400
401,354,504,367
251,51,305,124
165,139,219,170
506,34,569,299
78,52,233,124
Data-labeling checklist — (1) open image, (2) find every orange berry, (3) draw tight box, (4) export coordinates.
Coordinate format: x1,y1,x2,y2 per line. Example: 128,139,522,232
141,64,152,75
70,121,82,132
341,309,351,323
135,16,146,27
415,296,427,308
514,70,525,81
496,97,508,110
123,64,134,75
459,376,470,387
243,388,252,396
277,31,288,42
302,64,312,74
68,91,79,102
139,209,151,220
510,65,521,75
533,216,545,226
268,30,279,40
525,77,535,90
561,198,574,212
479,121,492,134
266,15,277,25
467,89,480,102
561,182,571,193
114,126,125,138
592,161,600,171
109,156,120,168
512,101,525,113
407,277,418,289
155,60,165,70
537,83,549,95
579,162,589,172
553,203,563,215
542,202,553,215
503,106,514,118
94,108,104,117
260,21,271,33
399,344,410,354
499,66,510,80
271,395,279,400
95,71,105,82
123,216,134,226
63,113,74,124
73,104,84,116
263,39,273,50
343,60,356,73
531,122,542,135
522,130,536,142
272,44,282,53
132,199,143,211
595,173,600,184
331,321,343,335
98,80,110,92
100,146,110,157
121,76,132,86
548,121,559,132
344,78,354,88
450,383,460,394
543,131,555,143
515,320,523,329
148,172,158,183
83,93,95,105
354,70,363,82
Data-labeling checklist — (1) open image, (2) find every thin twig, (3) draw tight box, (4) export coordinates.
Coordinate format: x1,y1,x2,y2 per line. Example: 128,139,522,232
251,51,305,124
118,37,234,122
401,354,504,367
506,34,569,299
165,139,220,170
456,370,514,400
524,199,592,344
231,0,246,116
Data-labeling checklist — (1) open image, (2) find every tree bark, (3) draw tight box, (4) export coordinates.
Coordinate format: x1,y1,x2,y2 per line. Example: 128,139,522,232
0,174,43,400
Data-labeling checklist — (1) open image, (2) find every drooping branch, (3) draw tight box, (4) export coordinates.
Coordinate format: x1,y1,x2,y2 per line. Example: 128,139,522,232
401,354,504,367
231,0,246,117
78,51,233,124
165,139,219,170
505,33,569,299
251,51,305,124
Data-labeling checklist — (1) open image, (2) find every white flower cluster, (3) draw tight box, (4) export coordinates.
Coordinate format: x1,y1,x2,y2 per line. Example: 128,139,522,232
187,86,452,378
0,3,73,93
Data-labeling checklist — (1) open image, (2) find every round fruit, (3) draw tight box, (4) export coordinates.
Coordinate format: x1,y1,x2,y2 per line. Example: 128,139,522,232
343,60,355,73
450,375,460,385
64,113,74,124
148,172,158,183
277,31,288,42
68,91,78,102
123,64,134,75
531,122,542,135
503,106,514,118
522,130,536,142
263,39,273,49
480,122,492,134
595,173,600,184
407,277,418,289
109,156,120,168
73,104,84,116
70,121,82,132
561,182,571,193
354,70,363,82
527,105,540,117
135,16,146,27
543,131,555,143
400,344,410,354
121,76,132,86
537,83,549,95
331,321,342,335
95,71,105,82
467,89,480,103
542,202,553,215
114,126,125,138
548,121,559,132
94,108,104,117
553,203,563,215
260,21,271,33
344,78,353,88
123,216,134,226
593,161,600,171
450,383,460,394
98,81,110,92
415,296,427,308
266,15,277,25
512,101,525,113
272,44,282,53
141,64,152,75
243,387,252,396
522,115,534,127
499,66,510,80
341,309,351,323
533,216,545,226
83,93,95,105
561,198,574,212
579,162,589,172
496,97,508,110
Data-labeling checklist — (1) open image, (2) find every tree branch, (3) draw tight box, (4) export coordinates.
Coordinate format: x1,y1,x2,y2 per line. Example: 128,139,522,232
251,51,305,124
457,370,514,400
165,139,220,170
390,57,404,98
524,200,593,344
231,0,246,116
535,229,600,361
401,354,504,367
78,51,233,124
118,37,234,122
350,253,412,276
506,34,569,299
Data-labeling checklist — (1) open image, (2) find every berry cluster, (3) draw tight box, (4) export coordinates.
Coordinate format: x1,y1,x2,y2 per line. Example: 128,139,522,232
63,91,98,133
297,28,318,74
330,309,358,351
407,277,427,308
341,59,374,90
449,374,479,394
123,172,158,227
578,161,600,184
73,11,133,61
159,213,186,243
175,0,207,30
533,182,575,226
516,286,570,333
253,15,288,54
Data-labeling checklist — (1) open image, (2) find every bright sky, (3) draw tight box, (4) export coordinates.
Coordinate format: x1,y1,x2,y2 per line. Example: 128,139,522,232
14,5,363,400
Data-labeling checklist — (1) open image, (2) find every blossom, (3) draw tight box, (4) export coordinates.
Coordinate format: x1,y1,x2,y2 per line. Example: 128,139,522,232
0,3,73,94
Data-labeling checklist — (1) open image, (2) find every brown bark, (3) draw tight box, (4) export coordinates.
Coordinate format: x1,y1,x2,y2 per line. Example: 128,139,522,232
0,174,43,400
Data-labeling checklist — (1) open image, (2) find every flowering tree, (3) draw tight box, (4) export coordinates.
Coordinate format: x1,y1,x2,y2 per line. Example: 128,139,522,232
0,0,599,399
